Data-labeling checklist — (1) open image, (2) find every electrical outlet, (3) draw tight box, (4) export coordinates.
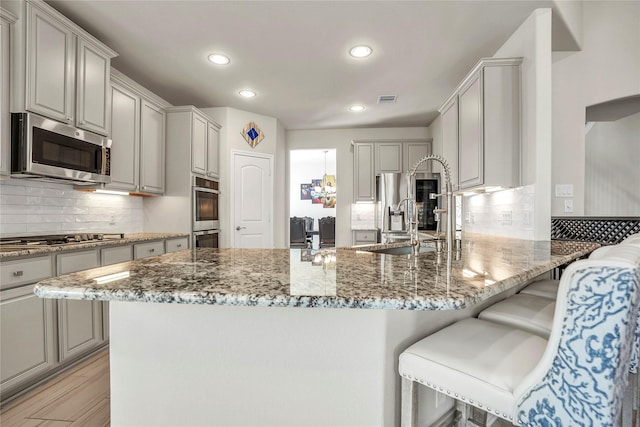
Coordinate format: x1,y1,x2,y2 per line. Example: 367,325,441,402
523,210,531,226
109,214,116,225
564,199,574,213
465,212,471,224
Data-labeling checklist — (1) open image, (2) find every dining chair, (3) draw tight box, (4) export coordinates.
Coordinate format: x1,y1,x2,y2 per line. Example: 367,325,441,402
289,217,307,248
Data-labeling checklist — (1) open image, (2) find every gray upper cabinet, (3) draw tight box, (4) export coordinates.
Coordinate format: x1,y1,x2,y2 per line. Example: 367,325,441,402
108,81,140,191
191,112,208,175
75,38,111,135
353,139,432,203
206,121,220,179
404,141,433,173
439,97,459,190
440,57,522,191
108,70,168,195
353,142,375,202
139,99,166,194
19,1,117,136
375,142,403,174
1,8,17,176
458,71,484,189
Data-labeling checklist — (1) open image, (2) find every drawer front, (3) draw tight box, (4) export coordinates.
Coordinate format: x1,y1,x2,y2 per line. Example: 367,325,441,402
0,256,53,290
134,241,165,260
102,245,133,266
57,250,100,275
166,237,188,253
354,230,377,243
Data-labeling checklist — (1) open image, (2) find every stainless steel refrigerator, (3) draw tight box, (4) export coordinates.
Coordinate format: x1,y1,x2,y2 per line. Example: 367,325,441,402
377,173,439,243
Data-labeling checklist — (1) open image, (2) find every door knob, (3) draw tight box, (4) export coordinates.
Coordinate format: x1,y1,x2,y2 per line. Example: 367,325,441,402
236,226,246,231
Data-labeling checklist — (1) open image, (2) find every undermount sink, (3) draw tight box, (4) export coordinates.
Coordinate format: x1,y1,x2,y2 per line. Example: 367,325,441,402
365,244,436,256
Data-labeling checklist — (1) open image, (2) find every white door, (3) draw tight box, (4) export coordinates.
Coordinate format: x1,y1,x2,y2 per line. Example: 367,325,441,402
232,152,273,248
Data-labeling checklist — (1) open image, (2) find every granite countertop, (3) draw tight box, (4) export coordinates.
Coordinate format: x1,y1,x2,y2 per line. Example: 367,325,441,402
33,234,599,311
0,233,189,259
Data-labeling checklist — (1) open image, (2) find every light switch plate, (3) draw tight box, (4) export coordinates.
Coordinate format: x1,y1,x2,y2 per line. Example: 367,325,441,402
555,184,574,197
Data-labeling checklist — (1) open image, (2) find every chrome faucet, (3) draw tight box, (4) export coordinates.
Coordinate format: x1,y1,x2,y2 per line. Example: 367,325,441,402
395,197,420,256
408,155,456,256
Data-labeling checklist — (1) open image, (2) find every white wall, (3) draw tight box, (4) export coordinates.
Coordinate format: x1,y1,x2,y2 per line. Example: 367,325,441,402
552,1,640,216
0,178,143,237
202,107,287,248
289,149,336,232
585,112,640,216
287,127,430,248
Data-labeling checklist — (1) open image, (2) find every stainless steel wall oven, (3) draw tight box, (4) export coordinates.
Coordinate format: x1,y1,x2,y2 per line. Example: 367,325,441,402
193,176,220,248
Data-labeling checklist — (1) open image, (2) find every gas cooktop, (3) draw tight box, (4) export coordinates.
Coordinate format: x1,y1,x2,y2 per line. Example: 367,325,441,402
0,233,125,248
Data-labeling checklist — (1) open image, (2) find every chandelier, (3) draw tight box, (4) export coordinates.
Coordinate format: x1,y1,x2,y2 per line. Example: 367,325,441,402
315,150,336,206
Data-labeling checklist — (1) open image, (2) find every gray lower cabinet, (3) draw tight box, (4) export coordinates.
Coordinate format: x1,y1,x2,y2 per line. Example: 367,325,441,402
56,250,103,364
100,244,134,341
166,237,188,253
134,240,165,259
0,284,56,399
0,255,54,401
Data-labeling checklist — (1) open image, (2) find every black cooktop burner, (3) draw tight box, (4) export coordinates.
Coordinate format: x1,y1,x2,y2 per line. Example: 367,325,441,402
0,233,125,246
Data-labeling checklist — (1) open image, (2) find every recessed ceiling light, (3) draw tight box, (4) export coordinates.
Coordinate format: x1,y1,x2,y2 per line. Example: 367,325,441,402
208,53,230,65
349,105,365,112
349,45,372,58
239,90,256,98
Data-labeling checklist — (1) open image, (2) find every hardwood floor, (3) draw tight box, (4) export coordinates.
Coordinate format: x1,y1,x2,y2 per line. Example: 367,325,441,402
0,349,110,427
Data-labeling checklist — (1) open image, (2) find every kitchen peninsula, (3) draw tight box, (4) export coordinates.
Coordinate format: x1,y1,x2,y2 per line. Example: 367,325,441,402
34,234,598,426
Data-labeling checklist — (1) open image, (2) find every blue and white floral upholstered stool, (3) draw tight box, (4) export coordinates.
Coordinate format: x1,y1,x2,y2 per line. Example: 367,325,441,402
398,245,640,426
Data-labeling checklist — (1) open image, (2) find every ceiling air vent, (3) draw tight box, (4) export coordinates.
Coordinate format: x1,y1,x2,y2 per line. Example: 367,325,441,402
377,95,397,104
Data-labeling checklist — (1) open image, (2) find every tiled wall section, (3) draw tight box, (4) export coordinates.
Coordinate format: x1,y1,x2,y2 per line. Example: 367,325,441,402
462,185,535,240
0,179,143,237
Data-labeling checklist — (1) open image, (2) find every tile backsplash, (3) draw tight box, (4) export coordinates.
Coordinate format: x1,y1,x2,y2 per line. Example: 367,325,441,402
0,179,143,237
462,185,535,240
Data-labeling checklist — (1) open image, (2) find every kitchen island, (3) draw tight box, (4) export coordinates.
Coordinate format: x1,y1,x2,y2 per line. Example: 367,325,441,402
34,234,598,426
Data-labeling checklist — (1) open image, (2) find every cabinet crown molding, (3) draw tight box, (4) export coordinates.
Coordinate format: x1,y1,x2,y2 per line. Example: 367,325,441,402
110,67,172,109
166,105,221,128
0,7,18,23
438,57,523,113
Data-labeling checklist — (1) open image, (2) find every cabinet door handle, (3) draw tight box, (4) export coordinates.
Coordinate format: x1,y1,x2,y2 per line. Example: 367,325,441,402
13,270,24,277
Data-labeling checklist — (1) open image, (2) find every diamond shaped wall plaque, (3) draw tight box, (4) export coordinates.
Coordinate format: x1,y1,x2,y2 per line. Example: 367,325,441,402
241,122,265,148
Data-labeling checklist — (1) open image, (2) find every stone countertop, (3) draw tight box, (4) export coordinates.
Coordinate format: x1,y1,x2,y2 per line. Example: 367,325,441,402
33,234,599,311
0,233,189,259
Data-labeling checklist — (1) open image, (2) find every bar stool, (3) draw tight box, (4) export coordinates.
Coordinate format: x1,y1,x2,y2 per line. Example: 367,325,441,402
518,278,559,300
399,245,640,426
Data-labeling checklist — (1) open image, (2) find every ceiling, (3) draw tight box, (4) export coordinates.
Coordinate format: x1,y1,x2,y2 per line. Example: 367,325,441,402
45,0,551,130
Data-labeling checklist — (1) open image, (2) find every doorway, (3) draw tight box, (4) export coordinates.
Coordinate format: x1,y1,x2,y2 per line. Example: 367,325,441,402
231,151,274,248
289,149,336,249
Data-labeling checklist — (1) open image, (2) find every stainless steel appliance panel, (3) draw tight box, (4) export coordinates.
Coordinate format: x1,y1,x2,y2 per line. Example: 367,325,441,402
193,230,219,248
193,177,220,232
378,173,412,240
11,113,111,184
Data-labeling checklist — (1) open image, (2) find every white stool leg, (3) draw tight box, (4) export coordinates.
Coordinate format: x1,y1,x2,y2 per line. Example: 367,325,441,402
401,377,418,427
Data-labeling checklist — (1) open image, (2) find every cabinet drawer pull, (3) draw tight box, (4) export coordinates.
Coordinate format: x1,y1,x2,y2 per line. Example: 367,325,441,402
149,248,155,253
176,244,182,248
13,270,24,277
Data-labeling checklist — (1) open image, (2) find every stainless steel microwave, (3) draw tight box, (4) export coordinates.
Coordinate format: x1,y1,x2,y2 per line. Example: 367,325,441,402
11,112,111,185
